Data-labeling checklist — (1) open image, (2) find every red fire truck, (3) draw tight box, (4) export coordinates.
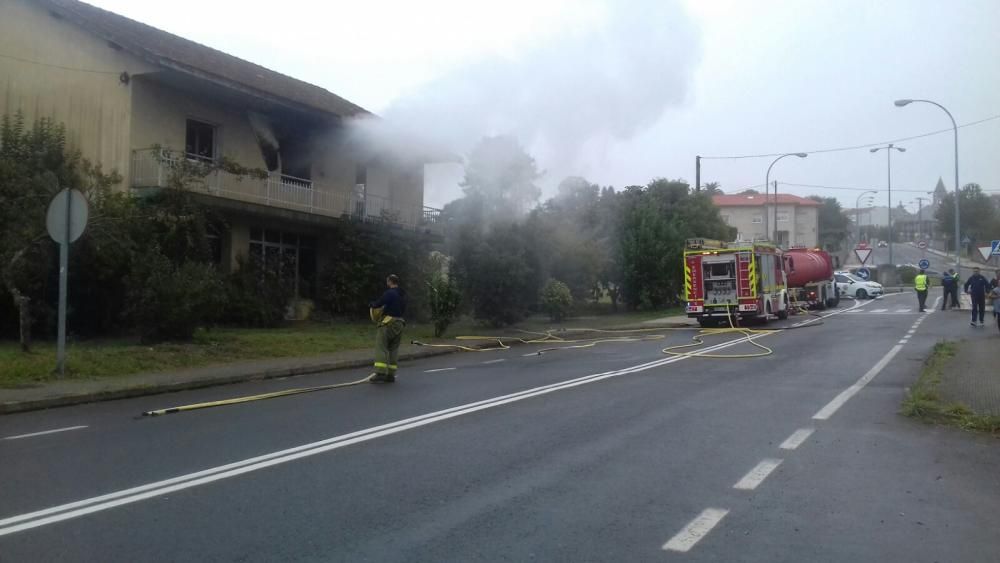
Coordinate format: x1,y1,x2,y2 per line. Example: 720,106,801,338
684,238,789,327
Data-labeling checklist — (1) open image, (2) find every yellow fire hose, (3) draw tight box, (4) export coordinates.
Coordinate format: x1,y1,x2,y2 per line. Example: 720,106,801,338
141,306,822,417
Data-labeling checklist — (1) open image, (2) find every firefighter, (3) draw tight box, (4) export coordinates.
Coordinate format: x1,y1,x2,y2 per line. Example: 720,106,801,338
940,269,956,310
950,269,962,308
368,274,406,383
914,269,929,312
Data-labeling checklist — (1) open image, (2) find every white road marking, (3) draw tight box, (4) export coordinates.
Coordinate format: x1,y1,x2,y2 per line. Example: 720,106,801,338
779,428,815,450
423,368,456,373
871,308,888,313
662,508,729,552
897,309,912,313
813,344,904,420
0,333,765,537
733,458,783,490
3,426,88,441
898,340,908,345
481,359,506,365
907,330,916,335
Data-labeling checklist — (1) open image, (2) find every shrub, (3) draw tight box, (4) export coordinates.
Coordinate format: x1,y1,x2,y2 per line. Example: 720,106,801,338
220,257,292,327
125,250,224,343
898,266,918,284
428,273,461,337
541,279,573,322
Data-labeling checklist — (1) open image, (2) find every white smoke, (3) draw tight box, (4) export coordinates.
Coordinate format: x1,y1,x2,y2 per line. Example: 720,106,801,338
353,0,702,205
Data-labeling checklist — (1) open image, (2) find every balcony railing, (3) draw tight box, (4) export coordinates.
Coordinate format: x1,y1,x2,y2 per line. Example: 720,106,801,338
131,149,439,232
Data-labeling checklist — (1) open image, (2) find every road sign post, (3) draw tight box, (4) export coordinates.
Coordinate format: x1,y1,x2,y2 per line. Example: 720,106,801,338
45,189,89,376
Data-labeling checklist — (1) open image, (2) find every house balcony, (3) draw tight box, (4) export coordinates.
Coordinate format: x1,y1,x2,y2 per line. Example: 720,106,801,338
130,149,440,233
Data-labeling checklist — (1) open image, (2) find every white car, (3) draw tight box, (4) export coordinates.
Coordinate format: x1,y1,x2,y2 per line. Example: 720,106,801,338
834,272,884,299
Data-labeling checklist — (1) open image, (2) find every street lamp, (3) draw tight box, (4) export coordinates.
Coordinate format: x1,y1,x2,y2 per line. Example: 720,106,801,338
855,190,877,244
895,99,960,269
870,143,906,266
765,152,808,245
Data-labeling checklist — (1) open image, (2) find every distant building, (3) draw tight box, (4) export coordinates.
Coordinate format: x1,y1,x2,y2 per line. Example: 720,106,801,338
712,194,819,247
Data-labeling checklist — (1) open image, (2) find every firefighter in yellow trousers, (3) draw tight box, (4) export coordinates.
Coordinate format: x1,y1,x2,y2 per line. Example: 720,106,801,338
369,274,406,383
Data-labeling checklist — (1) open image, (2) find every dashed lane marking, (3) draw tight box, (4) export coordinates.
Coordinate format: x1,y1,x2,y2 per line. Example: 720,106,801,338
662,508,730,553
779,428,815,450
423,368,456,373
481,359,506,365
3,426,88,441
733,458,783,490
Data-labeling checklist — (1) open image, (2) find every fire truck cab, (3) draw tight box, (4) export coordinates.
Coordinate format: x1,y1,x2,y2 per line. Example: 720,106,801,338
683,238,789,327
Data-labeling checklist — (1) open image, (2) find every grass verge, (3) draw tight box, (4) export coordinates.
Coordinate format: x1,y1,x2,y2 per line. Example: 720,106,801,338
0,308,684,388
901,341,1000,435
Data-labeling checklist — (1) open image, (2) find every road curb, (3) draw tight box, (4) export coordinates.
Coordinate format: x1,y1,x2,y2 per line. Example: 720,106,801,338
0,346,469,415
0,322,694,415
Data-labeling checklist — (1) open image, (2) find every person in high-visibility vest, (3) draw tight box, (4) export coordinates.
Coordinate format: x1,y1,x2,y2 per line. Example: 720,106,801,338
914,269,929,312
368,274,406,383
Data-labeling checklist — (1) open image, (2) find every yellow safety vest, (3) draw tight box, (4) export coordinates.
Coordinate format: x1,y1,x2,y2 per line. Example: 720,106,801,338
914,274,928,291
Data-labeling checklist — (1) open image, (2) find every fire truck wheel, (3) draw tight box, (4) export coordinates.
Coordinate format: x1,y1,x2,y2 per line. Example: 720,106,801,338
775,295,789,320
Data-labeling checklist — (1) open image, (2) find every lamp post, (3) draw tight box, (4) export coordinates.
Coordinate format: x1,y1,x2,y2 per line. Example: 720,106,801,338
895,99,960,269
855,190,876,244
765,152,807,245
870,143,906,266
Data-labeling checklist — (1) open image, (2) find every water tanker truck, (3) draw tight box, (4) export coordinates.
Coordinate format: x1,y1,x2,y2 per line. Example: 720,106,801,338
783,247,839,310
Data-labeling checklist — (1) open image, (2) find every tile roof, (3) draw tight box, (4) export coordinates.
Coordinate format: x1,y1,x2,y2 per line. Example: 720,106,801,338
41,0,370,118
713,194,821,207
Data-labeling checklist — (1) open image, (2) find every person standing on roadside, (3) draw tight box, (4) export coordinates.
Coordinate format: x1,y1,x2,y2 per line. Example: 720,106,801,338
914,269,929,312
950,269,962,308
963,267,989,327
368,274,406,383
991,274,1000,333
941,269,956,310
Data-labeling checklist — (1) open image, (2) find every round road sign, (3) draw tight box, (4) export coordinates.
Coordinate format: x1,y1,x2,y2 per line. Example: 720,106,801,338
46,189,89,244
917,240,927,249
918,258,930,270
856,267,871,280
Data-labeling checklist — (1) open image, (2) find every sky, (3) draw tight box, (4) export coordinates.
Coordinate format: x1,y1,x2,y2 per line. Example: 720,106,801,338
86,0,1000,211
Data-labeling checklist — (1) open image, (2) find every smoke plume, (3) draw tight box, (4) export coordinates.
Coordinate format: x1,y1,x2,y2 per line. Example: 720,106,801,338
352,0,701,204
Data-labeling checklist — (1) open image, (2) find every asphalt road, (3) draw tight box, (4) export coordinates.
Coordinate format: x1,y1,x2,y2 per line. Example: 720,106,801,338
2,295,999,562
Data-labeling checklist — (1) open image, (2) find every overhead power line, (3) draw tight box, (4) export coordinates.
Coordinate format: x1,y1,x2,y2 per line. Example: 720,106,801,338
0,52,122,75
700,114,1000,160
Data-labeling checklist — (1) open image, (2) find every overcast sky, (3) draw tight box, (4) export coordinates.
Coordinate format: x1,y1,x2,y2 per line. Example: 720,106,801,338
89,0,1000,210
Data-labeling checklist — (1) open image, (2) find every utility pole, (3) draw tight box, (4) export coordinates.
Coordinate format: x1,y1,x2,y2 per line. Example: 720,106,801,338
772,180,779,244
914,196,929,240
695,155,701,193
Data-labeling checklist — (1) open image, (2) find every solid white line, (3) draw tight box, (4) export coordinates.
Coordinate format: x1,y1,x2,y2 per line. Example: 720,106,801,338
423,367,456,373
662,508,729,552
779,428,815,450
481,359,506,365
0,333,763,537
733,458,783,490
813,344,904,420
3,426,88,441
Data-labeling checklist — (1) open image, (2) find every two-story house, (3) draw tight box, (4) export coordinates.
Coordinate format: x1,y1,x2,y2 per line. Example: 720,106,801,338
713,194,819,248
1,0,441,300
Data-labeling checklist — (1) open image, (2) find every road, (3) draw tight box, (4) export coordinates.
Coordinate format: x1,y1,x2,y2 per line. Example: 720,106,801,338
2,296,998,562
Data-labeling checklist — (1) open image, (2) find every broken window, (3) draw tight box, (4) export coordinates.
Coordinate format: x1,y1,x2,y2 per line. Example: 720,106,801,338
185,119,216,162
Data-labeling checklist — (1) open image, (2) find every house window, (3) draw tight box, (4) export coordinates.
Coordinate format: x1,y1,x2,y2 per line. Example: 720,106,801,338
777,212,790,222
751,215,762,224
248,228,317,298
185,119,216,162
